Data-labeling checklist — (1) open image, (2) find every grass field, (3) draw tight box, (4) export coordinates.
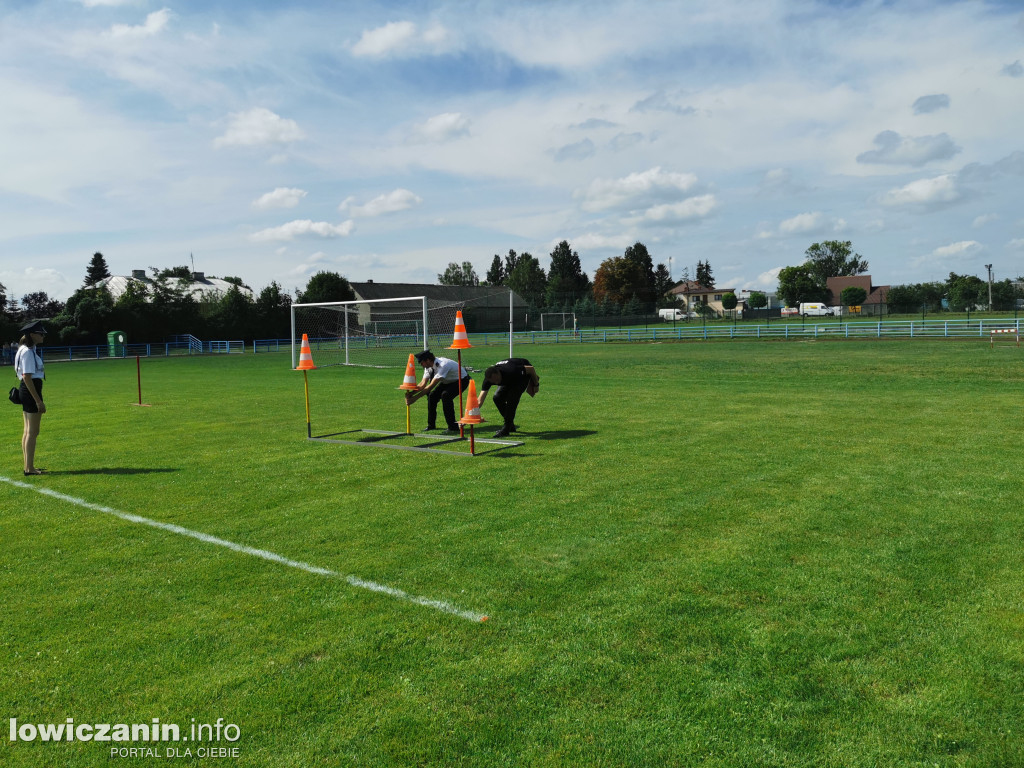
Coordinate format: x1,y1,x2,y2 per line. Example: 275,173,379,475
2,339,1023,767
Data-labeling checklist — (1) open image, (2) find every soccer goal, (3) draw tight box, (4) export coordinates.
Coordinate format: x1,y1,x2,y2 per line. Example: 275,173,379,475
292,296,484,368
541,312,577,332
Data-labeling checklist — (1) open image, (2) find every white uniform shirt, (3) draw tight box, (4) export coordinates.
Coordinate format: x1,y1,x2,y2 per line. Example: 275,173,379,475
14,345,44,380
429,356,468,384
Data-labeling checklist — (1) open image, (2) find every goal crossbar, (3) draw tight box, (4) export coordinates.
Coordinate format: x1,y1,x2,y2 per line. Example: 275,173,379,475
291,296,428,368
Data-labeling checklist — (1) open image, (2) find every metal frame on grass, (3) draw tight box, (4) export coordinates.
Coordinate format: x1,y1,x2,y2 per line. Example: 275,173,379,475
308,429,524,456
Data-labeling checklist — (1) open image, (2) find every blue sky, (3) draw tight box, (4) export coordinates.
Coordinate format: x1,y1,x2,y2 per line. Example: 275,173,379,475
2,0,1023,301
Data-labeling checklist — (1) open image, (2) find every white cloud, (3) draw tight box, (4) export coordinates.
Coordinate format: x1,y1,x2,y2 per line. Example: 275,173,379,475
414,112,471,143
252,187,307,210
570,232,635,251
350,21,449,58
856,131,960,167
753,266,783,290
340,189,422,217
779,212,825,234
109,9,172,39
879,174,961,207
576,167,699,212
635,194,718,223
972,213,998,228
250,220,354,242
1006,238,1024,251
214,108,305,148
931,240,983,259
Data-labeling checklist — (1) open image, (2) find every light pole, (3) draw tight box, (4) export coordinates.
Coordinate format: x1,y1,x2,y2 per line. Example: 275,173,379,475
985,264,993,311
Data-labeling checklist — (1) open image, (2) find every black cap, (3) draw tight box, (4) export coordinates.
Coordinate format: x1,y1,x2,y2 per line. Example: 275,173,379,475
20,321,47,335
414,349,434,362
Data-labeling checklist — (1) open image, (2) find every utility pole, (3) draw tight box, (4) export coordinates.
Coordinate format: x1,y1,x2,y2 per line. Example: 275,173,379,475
985,264,993,311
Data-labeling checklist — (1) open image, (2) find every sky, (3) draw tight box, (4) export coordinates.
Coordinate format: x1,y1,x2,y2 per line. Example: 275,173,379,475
2,0,1023,303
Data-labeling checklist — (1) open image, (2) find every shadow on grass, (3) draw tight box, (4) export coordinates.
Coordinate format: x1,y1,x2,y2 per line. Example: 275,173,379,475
522,429,597,440
44,468,181,475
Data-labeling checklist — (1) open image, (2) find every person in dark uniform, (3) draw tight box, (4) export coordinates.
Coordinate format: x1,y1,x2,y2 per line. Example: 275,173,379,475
478,358,540,438
404,349,471,433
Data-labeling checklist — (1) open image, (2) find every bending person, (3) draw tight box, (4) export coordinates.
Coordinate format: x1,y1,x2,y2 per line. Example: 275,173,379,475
15,321,48,476
478,358,540,438
405,349,471,433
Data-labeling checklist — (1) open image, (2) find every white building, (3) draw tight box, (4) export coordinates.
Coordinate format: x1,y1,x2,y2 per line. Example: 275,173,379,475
91,270,253,301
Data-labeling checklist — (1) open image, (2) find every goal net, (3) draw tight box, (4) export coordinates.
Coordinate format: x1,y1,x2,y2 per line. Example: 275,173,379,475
292,290,519,368
541,312,577,331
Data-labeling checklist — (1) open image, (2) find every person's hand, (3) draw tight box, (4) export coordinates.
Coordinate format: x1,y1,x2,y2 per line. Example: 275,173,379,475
37,402,46,414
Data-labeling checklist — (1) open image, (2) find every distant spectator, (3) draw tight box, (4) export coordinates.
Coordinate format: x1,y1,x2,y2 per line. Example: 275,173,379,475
15,321,48,475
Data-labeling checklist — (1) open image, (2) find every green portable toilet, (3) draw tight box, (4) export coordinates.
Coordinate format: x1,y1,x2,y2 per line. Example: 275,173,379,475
107,330,127,357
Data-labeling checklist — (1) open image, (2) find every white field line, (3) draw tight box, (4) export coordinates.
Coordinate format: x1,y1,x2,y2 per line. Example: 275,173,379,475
1,476,488,623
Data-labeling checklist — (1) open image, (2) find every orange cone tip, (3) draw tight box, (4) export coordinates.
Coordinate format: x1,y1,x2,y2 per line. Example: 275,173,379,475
296,333,317,370
397,353,419,391
458,379,486,424
447,310,472,349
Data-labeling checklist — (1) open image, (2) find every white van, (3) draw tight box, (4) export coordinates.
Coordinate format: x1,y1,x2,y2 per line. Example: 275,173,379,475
798,303,834,317
659,308,685,321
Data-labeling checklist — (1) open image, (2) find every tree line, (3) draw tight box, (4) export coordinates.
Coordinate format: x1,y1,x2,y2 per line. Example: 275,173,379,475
438,240,685,318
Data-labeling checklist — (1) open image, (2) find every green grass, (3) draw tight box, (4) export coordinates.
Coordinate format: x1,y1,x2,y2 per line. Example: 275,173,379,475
2,339,1023,767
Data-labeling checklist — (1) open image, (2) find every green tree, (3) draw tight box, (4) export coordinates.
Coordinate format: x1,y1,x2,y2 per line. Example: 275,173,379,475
653,264,674,306
503,249,521,278
748,291,768,309
255,281,292,338
840,286,868,306
546,240,591,307
695,260,715,288
721,292,738,311
946,273,986,311
438,262,480,286
84,252,111,286
484,255,504,286
156,266,192,279
777,264,824,306
991,279,1022,311
805,241,868,287
53,286,114,343
21,291,64,319
298,271,355,304
622,242,656,304
593,255,646,306
505,253,547,308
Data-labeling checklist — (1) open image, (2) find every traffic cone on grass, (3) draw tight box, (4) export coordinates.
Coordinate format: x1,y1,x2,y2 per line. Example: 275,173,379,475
458,380,486,425
447,311,472,349
397,354,419,390
296,334,317,370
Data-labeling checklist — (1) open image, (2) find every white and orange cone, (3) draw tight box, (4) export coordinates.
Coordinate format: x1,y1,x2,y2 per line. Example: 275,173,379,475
397,353,419,390
458,380,486,425
296,334,317,370
447,310,472,350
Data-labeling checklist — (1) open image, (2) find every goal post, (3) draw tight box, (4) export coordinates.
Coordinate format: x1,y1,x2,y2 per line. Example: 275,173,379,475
291,289,519,368
291,296,429,369
541,312,577,332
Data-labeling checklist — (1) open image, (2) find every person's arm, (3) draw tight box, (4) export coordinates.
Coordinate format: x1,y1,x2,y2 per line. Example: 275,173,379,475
406,375,439,405
477,387,490,408
22,373,45,414
524,365,540,386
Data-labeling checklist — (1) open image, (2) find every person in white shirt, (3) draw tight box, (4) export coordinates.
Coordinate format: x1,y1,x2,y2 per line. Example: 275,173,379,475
404,349,471,433
14,321,47,476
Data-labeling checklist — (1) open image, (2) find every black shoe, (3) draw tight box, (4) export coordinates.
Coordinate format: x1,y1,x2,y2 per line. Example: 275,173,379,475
443,427,461,435
493,427,511,438
510,424,518,433
423,426,437,431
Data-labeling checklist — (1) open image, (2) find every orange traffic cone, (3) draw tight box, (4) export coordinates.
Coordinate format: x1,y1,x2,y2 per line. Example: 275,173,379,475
296,334,317,370
397,353,419,390
458,380,486,424
447,310,472,349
